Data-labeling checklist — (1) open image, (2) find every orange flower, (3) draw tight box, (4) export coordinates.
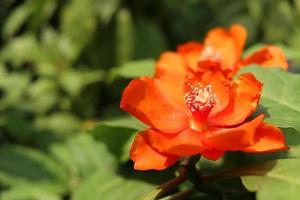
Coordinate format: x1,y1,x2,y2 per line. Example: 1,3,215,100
178,24,288,73
121,57,287,170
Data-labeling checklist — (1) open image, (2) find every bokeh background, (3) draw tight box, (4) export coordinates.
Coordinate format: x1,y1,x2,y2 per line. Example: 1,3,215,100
0,0,300,199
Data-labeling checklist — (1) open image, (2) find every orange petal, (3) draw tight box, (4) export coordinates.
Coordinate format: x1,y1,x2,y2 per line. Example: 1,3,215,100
130,132,179,170
242,122,288,153
229,24,247,54
204,24,247,71
120,77,189,133
202,149,225,160
177,41,203,70
209,73,262,126
190,61,231,117
155,52,187,106
155,52,186,80
242,45,288,70
145,128,206,156
202,115,264,150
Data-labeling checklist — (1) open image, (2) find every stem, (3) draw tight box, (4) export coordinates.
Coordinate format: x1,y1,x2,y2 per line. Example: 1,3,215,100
156,156,200,199
156,162,187,199
156,155,221,199
184,155,202,190
184,155,221,198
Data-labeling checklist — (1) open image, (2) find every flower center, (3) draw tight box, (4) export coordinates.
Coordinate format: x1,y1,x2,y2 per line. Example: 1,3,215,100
184,83,217,129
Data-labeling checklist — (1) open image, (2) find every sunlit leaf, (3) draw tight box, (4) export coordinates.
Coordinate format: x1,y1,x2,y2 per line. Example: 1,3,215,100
50,134,116,182
25,78,59,113
34,112,81,136
0,71,31,109
61,0,97,61
94,0,120,23
240,159,300,200
99,115,147,130
140,188,162,200
108,59,155,82
72,168,156,200
0,35,45,67
238,66,300,132
2,2,33,38
59,69,104,97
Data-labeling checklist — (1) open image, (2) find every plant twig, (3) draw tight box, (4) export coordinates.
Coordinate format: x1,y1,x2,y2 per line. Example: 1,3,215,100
155,161,188,199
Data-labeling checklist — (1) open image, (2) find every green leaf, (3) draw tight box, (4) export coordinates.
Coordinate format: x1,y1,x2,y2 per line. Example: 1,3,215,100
276,44,300,61
0,35,46,67
0,71,31,109
108,59,155,82
0,145,69,193
99,115,147,130
34,112,81,136
243,43,300,61
0,110,33,142
94,0,120,23
50,134,116,182
139,188,162,200
61,0,97,61
40,27,77,67
1,185,60,200
91,116,147,162
238,66,300,132
2,2,34,38
71,169,155,200
25,78,59,113
240,159,300,200
59,69,104,97
28,0,57,31
91,123,136,162
284,128,300,158
116,8,134,66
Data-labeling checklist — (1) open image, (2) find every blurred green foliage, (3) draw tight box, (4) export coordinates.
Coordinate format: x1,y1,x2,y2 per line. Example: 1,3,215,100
0,0,300,199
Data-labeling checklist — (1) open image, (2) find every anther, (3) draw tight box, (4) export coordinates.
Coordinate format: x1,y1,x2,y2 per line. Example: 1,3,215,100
184,83,217,120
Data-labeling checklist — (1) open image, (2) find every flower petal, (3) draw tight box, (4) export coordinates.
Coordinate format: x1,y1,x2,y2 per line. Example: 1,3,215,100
229,24,247,54
145,128,206,156
209,73,262,126
191,61,231,117
121,77,189,133
202,149,225,160
155,52,186,80
242,122,288,153
204,24,247,71
202,115,264,150
155,52,187,106
177,41,203,70
242,45,288,70
130,132,179,170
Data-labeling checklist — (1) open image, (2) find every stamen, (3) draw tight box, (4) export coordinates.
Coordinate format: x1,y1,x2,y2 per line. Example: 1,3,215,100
184,83,217,121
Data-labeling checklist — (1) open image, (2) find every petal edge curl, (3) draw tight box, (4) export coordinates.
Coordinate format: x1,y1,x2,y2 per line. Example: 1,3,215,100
145,128,207,156
242,122,288,153
203,115,265,150
121,77,189,133
130,132,179,170
209,73,262,126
